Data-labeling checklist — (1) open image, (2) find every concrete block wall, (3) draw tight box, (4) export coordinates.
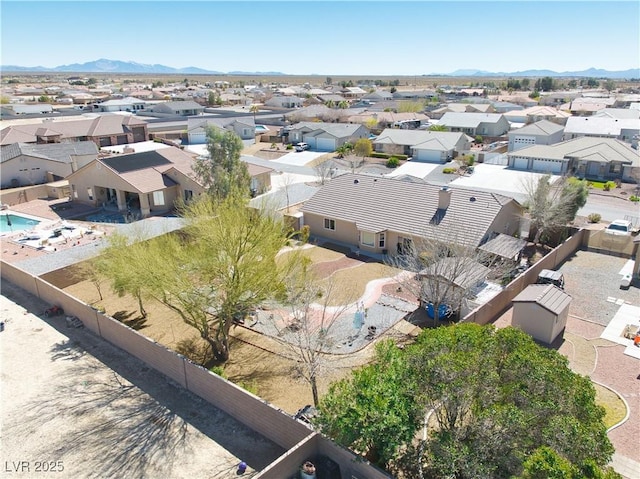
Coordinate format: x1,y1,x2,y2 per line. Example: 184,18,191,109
463,229,585,325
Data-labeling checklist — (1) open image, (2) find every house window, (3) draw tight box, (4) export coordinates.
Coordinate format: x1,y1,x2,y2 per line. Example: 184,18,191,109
184,190,193,201
324,218,336,231
609,163,621,174
360,231,375,247
153,191,165,206
87,187,93,200
379,232,386,248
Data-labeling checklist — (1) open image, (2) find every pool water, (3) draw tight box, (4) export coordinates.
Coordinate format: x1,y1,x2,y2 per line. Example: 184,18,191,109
83,212,128,224
0,213,41,233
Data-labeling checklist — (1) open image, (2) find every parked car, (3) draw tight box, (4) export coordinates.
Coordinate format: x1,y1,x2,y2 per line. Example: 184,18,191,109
536,269,565,289
605,219,632,236
295,142,309,152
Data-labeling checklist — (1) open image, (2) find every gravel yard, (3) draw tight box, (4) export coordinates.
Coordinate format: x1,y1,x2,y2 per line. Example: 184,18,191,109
557,250,636,326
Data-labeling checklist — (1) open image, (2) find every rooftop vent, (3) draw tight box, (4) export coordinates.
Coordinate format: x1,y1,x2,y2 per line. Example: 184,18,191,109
354,179,359,184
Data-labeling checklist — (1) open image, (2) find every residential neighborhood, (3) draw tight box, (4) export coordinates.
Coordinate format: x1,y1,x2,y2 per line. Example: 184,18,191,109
1,2,640,476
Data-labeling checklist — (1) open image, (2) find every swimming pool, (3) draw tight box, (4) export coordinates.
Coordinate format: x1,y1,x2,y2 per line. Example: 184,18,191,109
0,212,41,234
255,125,269,133
82,212,128,224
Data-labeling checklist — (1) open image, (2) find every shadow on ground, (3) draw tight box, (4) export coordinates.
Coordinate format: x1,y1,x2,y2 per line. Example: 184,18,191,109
1,279,285,477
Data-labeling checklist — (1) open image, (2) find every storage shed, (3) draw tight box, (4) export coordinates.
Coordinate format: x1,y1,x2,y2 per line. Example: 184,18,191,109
512,284,571,344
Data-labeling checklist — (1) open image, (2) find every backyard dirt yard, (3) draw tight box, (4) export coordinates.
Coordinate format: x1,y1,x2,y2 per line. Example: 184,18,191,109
0,280,284,479
46,245,413,415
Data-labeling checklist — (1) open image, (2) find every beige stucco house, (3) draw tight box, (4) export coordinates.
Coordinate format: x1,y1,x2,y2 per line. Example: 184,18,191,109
301,174,522,255
67,147,204,217
1,141,99,188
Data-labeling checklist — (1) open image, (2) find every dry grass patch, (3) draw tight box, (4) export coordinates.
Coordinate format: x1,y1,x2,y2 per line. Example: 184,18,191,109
594,383,627,429
320,262,402,306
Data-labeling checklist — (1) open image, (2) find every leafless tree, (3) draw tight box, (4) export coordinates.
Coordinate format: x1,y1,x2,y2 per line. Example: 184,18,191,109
275,259,354,406
344,153,363,173
314,159,333,185
386,227,501,325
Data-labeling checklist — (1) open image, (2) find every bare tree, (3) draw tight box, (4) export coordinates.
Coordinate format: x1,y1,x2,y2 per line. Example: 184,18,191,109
386,227,498,325
522,174,588,245
344,153,363,173
275,258,354,406
314,159,333,185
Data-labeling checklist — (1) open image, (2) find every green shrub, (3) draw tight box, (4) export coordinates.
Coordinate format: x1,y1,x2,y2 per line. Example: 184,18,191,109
443,167,457,174
286,144,293,150
209,365,227,379
386,157,400,168
630,195,640,202
239,380,259,395
299,225,310,243
587,213,601,223
371,152,408,161
603,181,616,191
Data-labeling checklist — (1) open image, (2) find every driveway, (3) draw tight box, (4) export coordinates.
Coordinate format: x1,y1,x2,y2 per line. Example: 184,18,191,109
271,150,326,167
448,163,561,198
385,161,442,179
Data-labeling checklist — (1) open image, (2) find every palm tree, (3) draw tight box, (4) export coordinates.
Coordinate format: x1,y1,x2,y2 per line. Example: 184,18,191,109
249,104,259,123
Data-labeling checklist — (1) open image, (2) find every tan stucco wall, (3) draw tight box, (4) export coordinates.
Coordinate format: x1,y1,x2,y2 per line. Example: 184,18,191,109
487,201,522,238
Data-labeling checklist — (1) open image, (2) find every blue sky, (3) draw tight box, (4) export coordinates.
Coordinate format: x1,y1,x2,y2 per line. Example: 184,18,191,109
1,1,638,75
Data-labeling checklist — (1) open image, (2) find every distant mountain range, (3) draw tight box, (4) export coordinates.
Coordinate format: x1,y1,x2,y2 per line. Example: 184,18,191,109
444,67,639,79
0,58,286,76
0,58,638,78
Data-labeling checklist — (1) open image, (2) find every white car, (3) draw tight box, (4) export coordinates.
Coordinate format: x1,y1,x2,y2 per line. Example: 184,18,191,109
294,142,309,152
605,219,632,236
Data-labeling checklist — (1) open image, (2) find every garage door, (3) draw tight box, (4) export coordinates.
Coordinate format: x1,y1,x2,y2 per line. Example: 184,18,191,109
532,159,562,174
316,137,336,151
415,149,442,163
512,157,529,170
302,136,316,149
189,131,207,144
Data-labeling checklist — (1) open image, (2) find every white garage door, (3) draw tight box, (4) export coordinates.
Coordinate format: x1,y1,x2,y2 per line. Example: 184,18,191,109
532,159,562,174
513,157,529,170
189,131,207,144
302,136,316,148
316,137,336,151
415,149,442,163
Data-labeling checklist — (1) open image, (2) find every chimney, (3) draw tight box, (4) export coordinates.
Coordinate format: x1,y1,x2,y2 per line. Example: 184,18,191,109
438,186,452,209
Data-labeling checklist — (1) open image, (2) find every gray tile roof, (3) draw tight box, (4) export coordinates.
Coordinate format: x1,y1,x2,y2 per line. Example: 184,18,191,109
513,284,571,315
1,141,99,164
508,119,564,136
374,129,469,150
439,112,506,128
508,136,639,164
289,122,365,139
564,116,640,136
301,174,518,247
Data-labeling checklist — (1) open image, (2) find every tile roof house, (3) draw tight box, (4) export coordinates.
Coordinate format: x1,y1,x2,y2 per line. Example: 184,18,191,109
507,120,565,152
430,103,495,119
373,129,472,162
0,141,99,188
265,96,304,108
503,105,571,126
437,112,510,137
0,115,149,147
594,108,640,120
92,97,149,113
563,116,640,143
66,147,205,217
507,136,639,180
149,100,205,117
187,117,257,143
347,111,430,130
568,97,616,116
301,174,522,255
286,122,369,152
